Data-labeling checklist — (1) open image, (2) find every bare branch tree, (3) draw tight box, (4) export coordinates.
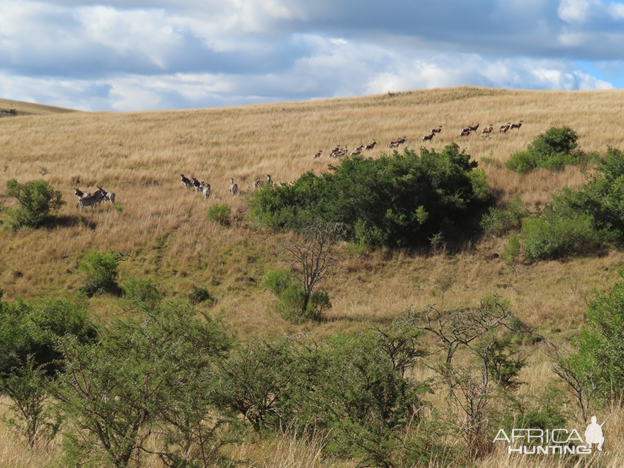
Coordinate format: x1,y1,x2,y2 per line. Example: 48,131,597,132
281,221,341,314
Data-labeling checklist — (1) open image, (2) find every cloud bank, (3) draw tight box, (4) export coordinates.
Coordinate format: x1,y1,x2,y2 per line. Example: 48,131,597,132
0,0,621,110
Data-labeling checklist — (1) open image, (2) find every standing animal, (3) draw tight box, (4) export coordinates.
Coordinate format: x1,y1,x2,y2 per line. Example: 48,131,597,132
253,174,271,190
510,120,524,130
431,126,442,133
97,186,116,204
78,195,99,210
459,130,471,137
351,148,362,156
313,150,322,159
388,141,400,148
202,183,211,200
191,177,202,191
395,136,407,145
365,140,377,150
468,123,480,132
74,188,85,198
482,125,494,134
230,178,238,196
180,174,193,189
499,123,511,133
422,133,435,142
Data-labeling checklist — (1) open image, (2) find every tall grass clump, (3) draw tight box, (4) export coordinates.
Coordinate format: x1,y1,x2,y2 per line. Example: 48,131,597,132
249,143,491,248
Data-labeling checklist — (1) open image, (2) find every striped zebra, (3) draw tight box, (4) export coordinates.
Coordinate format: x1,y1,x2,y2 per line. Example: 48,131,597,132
180,174,193,189
202,183,211,200
253,174,271,190
97,186,115,204
230,178,238,196
78,195,99,210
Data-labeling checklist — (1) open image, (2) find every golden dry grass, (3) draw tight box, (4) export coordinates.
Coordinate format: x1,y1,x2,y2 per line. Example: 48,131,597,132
2,86,624,466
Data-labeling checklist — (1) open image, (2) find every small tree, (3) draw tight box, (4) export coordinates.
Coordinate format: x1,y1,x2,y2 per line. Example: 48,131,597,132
5,179,65,228
52,302,233,468
282,221,339,315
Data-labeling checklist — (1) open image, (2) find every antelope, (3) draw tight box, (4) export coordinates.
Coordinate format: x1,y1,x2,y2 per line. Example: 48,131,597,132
422,133,435,142
499,123,511,133
230,178,238,196
431,126,442,133
355,144,365,152
202,183,211,200
180,174,193,189
365,140,377,150
388,141,400,148
468,123,480,132
510,120,524,130
351,148,362,156
313,150,322,159
396,136,407,145
482,125,494,134
460,130,471,137
253,174,271,190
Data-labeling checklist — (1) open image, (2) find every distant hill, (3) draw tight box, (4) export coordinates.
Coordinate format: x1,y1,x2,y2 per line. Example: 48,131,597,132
0,98,76,117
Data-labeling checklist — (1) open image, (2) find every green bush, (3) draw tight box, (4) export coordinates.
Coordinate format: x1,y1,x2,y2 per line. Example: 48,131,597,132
249,143,491,248
79,251,121,297
520,213,612,262
505,126,591,173
123,277,162,310
264,269,330,322
5,179,65,228
206,203,231,226
481,196,530,237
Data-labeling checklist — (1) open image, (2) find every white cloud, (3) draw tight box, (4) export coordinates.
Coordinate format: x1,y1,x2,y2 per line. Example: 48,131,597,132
558,0,599,23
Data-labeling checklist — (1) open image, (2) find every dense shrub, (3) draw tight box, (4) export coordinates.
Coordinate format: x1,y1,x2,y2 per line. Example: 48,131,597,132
5,179,65,228
249,143,491,248
505,126,595,173
206,203,231,226
520,213,612,262
79,251,122,297
481,196,529,237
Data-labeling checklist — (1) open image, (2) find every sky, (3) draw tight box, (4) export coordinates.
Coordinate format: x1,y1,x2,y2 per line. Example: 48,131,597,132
1,0,624,111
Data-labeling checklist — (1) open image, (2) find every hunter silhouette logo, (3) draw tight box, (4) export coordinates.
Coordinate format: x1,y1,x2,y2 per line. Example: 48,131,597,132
585,415,610,451
493,414,613,456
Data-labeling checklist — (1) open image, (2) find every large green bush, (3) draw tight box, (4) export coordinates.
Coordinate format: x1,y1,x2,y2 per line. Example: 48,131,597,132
264,269,331,322
481,196,529,237
249,143,491,248
505,126,595,173
5,179,65,228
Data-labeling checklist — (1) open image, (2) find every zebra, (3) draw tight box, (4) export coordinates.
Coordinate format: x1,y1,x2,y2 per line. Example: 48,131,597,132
180,174,193,189
97,186,115,204
253,174,271,190
78,195,99,210
191,177,202,191
202,183,211,200
230,178,238,196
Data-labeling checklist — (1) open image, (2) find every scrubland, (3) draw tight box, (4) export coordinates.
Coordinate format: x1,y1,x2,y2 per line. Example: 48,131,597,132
2,86,624,467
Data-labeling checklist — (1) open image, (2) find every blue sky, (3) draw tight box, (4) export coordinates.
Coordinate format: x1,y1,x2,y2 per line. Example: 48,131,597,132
1,0,623,111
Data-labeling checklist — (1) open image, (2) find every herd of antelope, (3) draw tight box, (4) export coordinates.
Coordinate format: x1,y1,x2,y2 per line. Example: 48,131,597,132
73,186,116,210
311,120,524,158
179,173,272,198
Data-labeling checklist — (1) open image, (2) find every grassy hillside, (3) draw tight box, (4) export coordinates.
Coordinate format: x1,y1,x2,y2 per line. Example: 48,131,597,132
0,86,622,339
2,86,624,467
0,98,75,117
